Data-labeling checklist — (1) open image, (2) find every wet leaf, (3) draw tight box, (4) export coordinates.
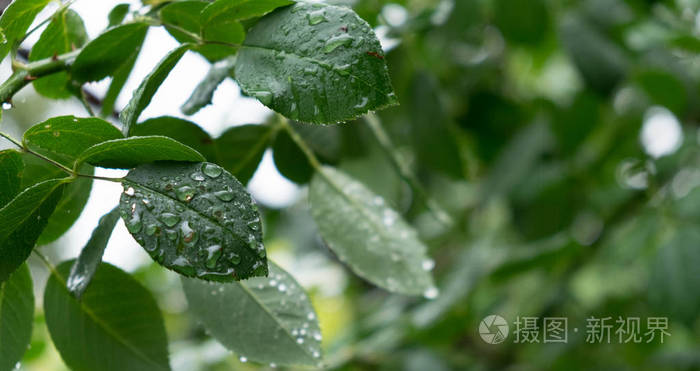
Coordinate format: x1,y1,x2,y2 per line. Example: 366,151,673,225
182,261,322,367
66,207,121,299
119,162,267,281
0,150,23,205
0,264,34,371
120,45,190,136
45,261,170,371
76,135,205,169
309,167,435,296
29,9,88,98
72,22,149,83
235,2,397,124
0,179,66,283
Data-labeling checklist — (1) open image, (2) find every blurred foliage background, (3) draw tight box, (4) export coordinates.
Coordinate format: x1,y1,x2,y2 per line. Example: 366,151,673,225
12,0,700,369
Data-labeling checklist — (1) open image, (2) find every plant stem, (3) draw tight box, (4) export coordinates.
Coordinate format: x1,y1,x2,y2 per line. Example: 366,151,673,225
279,116,322,170
0,131,123,183
0,49,80,103
364,113,453,227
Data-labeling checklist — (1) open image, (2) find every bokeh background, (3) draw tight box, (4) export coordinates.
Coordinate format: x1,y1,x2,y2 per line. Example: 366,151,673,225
1,0,699,369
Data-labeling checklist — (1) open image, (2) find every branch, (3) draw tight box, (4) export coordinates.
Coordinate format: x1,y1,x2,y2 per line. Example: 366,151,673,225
0,49,80,103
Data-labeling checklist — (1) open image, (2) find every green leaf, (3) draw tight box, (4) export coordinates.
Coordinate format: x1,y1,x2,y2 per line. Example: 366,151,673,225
201,0,294,23
159,1,242,62
216,124,274,185
44,261,170,371
120,45,190,136
29,9,88,98
181,261,322,367
23,115,123,168
309,167,435,296
36,165,94,245
131,116,217,161
235,2,397,124
0,150,23,205
0,264,34,371
119,161,267,281
67,207,121,299
100,49,138,118
181,55,236,115
0,179,66,283
77,136,205,169
0,0,52,62
72,22,149,83
649,228,700,323
273,127,313,184
108,3,130,27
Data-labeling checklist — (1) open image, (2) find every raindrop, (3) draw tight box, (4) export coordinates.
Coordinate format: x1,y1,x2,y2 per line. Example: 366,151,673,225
312,351,320,358
422,259,435,271
423,286,439,299
296,338,304,344
239,356,248,363
313,332,322,341
160,213,180,227
181,221,198,246
202,163,222,178
324,34,353,53
141,198,153,210
270,363,277,368
125,187,135,196
145,224,159,236
206,245,222,269
190,173,205,181
176,186,196,202
214,189,234,202
335,63,351,76
307,9,327,25
354,97,369,109
307,312,315,320
2,102,12,110
278,283,287,292
229,253,241,265
126,213,142,233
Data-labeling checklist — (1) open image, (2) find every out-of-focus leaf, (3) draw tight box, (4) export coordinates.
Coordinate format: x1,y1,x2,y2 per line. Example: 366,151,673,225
66,207,121,299
216,124,274,185
72,22,149,83
0,150,23,205
201,0,293,23
120,45,190,136
273,127,314,184
635,69,687,114
77,136,205,169
181,56,236,115
119,162,267,281
44,261,171,371
181,261,322,367
0,0,52,62
29,9,88,98
0,179,66,283
107,3,130,27
493,0,549,45
0,264,34,371
131,117,217,161
309,166,435,296
235,2,397,124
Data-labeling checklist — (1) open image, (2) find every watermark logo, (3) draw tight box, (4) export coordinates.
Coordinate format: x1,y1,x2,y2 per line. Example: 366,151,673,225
479,314,509,344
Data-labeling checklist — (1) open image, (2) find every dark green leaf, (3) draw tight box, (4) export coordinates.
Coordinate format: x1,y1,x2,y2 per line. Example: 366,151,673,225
309,167,435,296
649,228,700,323
100,49,138,118
182,261,322,367
201,0,294,23
215,124,274,185
273,127,313,184
72,22,149,83
0,150,23,205
23,115,123,168
119,162,267,281
45,261,170,371
235,2,397,124
120,45,190,136
493,0,549,45
77,136,205,169
0,0,52,62
67,207,121,299
0,179,66,282
108,3,130,27
159,1,242,61
29,9,88,98
131,116,217,161
0,264,34,371
180,56,236,115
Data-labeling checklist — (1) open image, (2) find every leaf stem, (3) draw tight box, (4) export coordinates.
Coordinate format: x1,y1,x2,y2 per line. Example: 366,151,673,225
0,131,123,183
0,49,81,103
279,116,322,170
364,113,453,227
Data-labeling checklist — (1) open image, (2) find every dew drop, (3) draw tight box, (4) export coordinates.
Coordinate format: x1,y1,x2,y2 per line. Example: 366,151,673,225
176,186,196,202
124,187,135,196
206,245,222,269
307,9,327,25
296,338,304,344
181,221,198,246
239,356,247,363
160,213,180,227
422,259,435,271
307,312,315,320
354,96,369,109
278,283,287,292
324,34,353,53
190,172,205,181
145,224,159,236
126,213,142,233
313,332,322,341
202,163,222,178
1,102,12,110
229,253,241,265
214,189,234,201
